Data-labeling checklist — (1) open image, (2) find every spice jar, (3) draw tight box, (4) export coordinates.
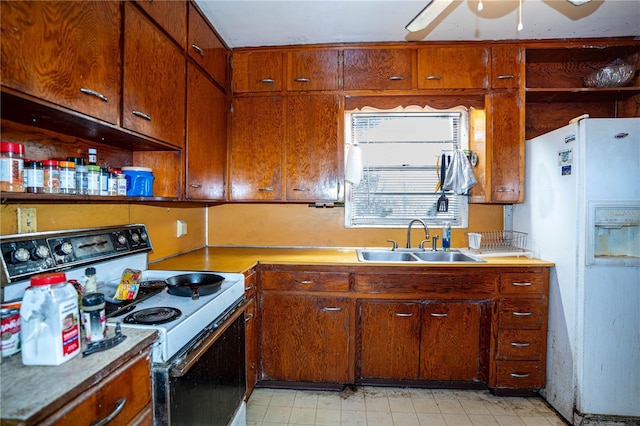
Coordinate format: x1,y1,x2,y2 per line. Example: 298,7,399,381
86,165,100,195
24,160,44,194
68,157,88,195
59,161,76,194
0,141,25,193
42,159,60,194
82,292,105,342
99,167,109,196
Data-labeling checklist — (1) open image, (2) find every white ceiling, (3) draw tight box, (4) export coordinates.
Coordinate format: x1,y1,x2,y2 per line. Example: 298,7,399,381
195,0,640,49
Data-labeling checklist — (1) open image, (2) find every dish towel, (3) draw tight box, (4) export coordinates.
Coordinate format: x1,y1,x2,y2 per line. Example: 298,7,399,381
443,149,477,194
345,144,363,186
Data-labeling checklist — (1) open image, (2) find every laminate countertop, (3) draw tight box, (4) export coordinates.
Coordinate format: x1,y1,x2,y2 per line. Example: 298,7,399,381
0,328,156,425
150,247,554,274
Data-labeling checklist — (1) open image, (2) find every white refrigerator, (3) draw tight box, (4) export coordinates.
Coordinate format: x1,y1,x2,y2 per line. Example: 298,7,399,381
513,118,640,424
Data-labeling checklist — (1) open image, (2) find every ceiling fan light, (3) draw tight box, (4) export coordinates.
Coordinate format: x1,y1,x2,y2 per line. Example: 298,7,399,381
566,0,593,5
405,0,457,32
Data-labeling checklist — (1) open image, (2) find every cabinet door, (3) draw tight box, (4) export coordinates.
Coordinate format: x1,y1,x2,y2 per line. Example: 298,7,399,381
261,294,350,383
230,96,283,200
188,3,227,87
123,3,186,148
288,50,340,91
185,64,226,200
232,51,283,93
491,45,524,89
286,95,340,201
488,92,524,203
343,49,414,90
245,296,258,398
417,47,488,89
133,0,186,49
420,301,482,381
359,301,420,380
1,1,121,124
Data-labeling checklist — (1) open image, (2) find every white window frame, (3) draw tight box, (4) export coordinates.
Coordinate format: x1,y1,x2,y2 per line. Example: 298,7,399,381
344,105,470,229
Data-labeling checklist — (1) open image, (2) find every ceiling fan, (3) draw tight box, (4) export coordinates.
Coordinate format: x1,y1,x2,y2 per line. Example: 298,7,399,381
405,0,594,33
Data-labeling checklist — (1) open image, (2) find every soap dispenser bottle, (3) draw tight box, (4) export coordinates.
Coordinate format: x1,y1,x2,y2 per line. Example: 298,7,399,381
442,222,451,251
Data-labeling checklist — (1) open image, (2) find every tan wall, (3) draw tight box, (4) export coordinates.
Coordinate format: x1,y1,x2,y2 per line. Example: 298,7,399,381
208,204,503,249
0,203,206,262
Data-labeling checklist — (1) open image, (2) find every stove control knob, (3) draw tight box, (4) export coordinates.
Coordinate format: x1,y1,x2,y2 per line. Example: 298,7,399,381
55,241,73,256
12,247,30,263
140,231,148,242
33,245,51,259
117,234,127,245
130,232,140,243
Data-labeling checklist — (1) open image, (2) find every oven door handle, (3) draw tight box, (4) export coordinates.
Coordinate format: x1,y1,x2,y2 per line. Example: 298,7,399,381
170,300,248,378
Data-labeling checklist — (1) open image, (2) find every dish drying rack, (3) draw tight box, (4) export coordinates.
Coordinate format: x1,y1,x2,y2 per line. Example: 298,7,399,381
465,231,529,255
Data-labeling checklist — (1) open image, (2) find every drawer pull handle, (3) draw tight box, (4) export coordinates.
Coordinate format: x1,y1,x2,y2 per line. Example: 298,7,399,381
259,78,275,84
497,74,514,80
293,188,309,191
297,280,314,284
322,307,342,311
395,313,414,317
425,75,442,80
294,77,311,82
192,44,205,57
91,397,126,426
512,282,532,286
513,311,533,316
80,87,108,102
245,284,255,291
258,187,274,192
497,188,515,193
132,110,151,121
511,342,531,348
510,372,530,378
189,183,202,188
388,76,405,81
245,313,254,322
430,313,448,317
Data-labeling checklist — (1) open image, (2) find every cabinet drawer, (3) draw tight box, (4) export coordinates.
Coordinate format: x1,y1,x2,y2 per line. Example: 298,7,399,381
244,270,257,298
45,349,152,425
354,273,495,295
188,3,227,86
261,270,349,291
343,49,414,90
497,330,544,360
495,360,544,389
498,299,545,329
499,273,545,294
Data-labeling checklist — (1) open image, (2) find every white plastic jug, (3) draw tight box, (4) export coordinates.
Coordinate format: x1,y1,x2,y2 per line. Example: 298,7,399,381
20,272,81,365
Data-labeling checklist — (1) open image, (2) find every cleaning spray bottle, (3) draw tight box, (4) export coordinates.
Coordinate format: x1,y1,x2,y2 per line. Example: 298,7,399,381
442,222,451,251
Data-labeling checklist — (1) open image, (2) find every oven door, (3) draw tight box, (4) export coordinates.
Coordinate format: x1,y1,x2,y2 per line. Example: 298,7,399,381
153,302,247,425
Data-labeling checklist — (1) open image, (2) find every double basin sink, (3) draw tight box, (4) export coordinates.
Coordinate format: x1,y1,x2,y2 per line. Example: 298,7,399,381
356,248,485,263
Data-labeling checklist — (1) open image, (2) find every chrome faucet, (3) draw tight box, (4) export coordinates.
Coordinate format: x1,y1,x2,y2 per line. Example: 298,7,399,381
406,219,430,249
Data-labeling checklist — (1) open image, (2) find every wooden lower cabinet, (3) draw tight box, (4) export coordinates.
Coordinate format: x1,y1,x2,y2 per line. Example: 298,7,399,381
261,293,351,383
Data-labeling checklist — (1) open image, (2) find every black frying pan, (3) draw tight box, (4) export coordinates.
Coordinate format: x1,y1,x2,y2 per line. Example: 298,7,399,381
165,273,225,300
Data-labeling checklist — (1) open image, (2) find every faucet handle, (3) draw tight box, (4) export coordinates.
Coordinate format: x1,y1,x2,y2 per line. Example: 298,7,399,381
386,239,398,251
419,239,430,250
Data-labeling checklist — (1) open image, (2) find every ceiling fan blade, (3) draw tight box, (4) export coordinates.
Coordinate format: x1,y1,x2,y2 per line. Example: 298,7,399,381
405,0,456,32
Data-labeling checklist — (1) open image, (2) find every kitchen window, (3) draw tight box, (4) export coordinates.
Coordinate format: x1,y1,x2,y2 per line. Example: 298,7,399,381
344,105,469,228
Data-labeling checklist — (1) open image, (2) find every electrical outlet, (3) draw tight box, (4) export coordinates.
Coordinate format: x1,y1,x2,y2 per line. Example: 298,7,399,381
176,220,187,238
17,207,38,233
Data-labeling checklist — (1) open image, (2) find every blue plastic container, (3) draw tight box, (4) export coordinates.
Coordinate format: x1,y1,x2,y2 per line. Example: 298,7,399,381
121,167,154,197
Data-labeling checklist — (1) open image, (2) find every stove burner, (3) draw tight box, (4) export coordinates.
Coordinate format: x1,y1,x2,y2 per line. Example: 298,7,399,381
139,280,167,289
123,307,182,325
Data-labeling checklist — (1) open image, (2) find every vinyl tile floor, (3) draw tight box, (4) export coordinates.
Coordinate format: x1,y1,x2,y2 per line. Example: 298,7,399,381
246,386,569,426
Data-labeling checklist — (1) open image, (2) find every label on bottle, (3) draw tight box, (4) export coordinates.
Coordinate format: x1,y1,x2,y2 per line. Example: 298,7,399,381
60,300,80,357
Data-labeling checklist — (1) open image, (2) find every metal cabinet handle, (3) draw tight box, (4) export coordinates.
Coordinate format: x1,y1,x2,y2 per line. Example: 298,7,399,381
245,284,255,291
497,188,515,193
91,397,126,426
294,77,311,82
297,280,314,284
80,88,108,102
430,313,448,317
512,282,532,286
258,187,274,192
192,44,205,57
497,74,514,80
189,184,202,188
293,188,309,191
513,311,533,316
511,342,531,347
322,307,342,311
132,110,151,121
425,75,442,80
395,313,414,317
245,313,254,322
259,78,275,84
510,372,531,378
388,76,404,81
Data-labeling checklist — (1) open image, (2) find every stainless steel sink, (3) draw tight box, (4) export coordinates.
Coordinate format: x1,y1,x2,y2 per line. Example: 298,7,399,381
356,249,484,263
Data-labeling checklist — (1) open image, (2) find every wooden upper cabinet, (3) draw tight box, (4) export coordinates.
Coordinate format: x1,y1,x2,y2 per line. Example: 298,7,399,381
287,50,340,91
286,95,341,201
232,51,284,93
417,46,489,89
123,3,186,148
185,64,226,200
343,49,414,90
491,45,524,89
0,1,121,124
133,0,187,49
230,96,284,201
188,3,227,87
